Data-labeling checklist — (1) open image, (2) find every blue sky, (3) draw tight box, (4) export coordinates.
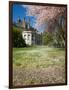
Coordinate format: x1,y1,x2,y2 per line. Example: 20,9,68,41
12,4,47,32
13,4,36,28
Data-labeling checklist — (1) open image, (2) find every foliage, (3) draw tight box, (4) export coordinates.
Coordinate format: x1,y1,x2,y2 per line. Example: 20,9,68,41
42,15,66,48
42,32,53,46
52,26,65,48
24,5,66,29
12,26,26,47
42,28,65,48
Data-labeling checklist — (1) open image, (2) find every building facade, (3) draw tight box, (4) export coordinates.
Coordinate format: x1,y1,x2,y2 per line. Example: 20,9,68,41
18,17,42,45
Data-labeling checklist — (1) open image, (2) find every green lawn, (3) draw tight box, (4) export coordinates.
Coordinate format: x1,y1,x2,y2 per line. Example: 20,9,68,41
13,46,66,86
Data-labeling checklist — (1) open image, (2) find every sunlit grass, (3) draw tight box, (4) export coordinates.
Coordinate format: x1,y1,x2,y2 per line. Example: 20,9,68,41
13,46,65,69
13,46,65,86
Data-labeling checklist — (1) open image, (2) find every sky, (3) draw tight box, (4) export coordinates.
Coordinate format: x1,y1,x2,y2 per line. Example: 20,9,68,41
12,4,37,31
12,4,65,32
12,4,47,32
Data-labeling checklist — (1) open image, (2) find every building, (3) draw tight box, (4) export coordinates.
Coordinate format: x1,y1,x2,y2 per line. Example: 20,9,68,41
17,17,42,46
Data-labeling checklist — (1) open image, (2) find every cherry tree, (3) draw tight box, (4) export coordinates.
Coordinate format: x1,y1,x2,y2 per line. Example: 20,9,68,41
23,5,66,31
23,5,67,47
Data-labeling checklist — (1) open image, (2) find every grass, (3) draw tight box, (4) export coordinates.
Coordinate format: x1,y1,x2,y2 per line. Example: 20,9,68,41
13,46,66,86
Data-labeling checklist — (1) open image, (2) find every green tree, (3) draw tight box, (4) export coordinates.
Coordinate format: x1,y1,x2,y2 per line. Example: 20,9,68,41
12,26,26,47
42,31,53,46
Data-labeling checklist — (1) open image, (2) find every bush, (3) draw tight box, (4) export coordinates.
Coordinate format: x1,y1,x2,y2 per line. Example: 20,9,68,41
12,26,26,47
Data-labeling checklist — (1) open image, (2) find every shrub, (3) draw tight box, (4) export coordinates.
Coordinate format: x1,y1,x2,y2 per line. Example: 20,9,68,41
12,26,26,47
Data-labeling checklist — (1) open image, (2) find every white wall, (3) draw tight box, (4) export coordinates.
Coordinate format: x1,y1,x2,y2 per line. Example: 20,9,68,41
22,31,32,45
0,0,69,90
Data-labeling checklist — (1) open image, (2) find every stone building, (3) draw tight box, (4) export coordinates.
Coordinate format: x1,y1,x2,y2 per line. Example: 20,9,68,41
17,17,42,45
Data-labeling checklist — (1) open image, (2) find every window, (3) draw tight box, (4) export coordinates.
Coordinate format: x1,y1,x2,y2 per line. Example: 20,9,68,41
24,34,26,40
28,34,30,40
